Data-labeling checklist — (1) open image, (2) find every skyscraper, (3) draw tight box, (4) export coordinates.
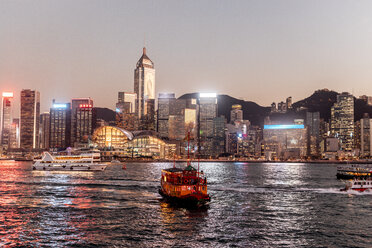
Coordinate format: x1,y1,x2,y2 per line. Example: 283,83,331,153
49,102,71,149
360,114,371,157
118,92,136,112
306,111,320,157
116,92,138,131
230,104,243,123
134,47,155,130
331,92,354,152
157,93,176,138
20,89,40,149
71,98,93,145
198,93,218,157
9,118,20,149
75,103,96,143
1,92,14,150
39,113,50,149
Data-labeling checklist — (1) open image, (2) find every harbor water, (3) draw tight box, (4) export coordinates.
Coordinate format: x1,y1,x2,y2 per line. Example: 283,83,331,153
0,161,371,247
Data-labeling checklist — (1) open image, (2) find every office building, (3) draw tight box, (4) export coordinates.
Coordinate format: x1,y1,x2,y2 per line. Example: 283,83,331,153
263,124,307,160
198,93,218,157
20,89,40,149
39,113,50,149
331,93,354,152
306,112,320,157
360,115,372,157
49,102,71,149
75,103,95,144
9,118,20,149
286,97,292,109
71,98,93,145
1,92,14,150
230,104,243,123
134,47,155,130
157,93,176,138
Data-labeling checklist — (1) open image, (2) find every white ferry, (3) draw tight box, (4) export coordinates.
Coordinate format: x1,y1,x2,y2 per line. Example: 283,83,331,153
32,152,107,171
341,178,372,192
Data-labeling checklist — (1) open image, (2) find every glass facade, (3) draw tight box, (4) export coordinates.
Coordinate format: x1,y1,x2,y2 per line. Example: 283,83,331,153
20,89,40,149
49,103,71,149
92,126,172,159
1,93,13,149
331,93,354,151
134,47,155,130
263,126,307,160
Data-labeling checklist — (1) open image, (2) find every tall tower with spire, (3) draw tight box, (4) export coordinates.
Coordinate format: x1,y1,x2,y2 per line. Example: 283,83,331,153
134,47,156,130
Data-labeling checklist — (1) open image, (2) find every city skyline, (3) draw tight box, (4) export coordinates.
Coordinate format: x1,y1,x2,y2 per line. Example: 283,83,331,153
2,1,372,113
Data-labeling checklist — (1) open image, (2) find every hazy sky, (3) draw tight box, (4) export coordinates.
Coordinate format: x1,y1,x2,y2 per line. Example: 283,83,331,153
2,0,372,113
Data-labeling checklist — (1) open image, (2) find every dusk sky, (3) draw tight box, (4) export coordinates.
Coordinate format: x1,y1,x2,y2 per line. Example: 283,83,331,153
2,0,372,113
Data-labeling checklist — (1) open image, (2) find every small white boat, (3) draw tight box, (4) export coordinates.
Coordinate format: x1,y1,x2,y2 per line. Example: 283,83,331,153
33,152,107,171
111,159,121,164
341,178,372,192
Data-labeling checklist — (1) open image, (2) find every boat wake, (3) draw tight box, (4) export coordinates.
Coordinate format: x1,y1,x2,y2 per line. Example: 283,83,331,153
212,185,372,195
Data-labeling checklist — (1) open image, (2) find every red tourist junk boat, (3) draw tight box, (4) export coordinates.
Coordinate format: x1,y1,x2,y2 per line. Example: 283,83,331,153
159,133,211,206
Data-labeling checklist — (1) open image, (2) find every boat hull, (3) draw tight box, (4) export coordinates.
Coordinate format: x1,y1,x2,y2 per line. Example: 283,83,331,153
159,188,210,206
32,164,107,171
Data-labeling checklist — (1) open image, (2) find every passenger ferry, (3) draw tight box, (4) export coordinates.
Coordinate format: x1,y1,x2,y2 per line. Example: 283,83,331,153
341,178,372,192
159,163,210,206
337,164,372,179
32,151,107,171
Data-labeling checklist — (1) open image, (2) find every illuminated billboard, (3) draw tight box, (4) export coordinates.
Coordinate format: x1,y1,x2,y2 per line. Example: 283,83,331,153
199,93,217,98
53,103,67,109
264,124,304,130
2,92,13,97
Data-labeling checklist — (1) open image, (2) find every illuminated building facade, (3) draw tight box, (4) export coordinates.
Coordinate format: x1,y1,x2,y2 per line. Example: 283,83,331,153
230,104,243,123
263,124,307,160
306,111,320,157
1,92,14,150
331,93,354,152
157,93,176,138
360,115,372,157
49,102,71,149
213,116,226,156
20,89,40,149
39,113,50,149
71,98,93,145
157,93,197,145
92,126,173,159
9,118,20,149
134,47,155,130
198,93,218,157
286,97,292,109
75,103,95,144
118,92,136,112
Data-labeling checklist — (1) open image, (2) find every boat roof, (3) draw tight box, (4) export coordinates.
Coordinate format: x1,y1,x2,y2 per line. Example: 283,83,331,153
184,165,197,171
163,168,184,173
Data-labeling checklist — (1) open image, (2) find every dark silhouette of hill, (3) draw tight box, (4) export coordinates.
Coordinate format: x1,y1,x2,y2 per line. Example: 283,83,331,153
178,93,270,125
180,90,372,125
292,89,372,121
94,107,115,123
94,90,372,129
291,89,339,122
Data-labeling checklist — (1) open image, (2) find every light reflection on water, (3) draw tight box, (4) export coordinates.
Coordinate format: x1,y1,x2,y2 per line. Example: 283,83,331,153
0,160,371,247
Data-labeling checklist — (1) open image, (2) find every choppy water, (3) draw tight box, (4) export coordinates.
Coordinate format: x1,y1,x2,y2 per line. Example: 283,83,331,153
0,161,371,247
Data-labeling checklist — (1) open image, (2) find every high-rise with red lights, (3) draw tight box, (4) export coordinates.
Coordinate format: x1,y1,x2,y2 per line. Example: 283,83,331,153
71,98,94,145
75,103,95,144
